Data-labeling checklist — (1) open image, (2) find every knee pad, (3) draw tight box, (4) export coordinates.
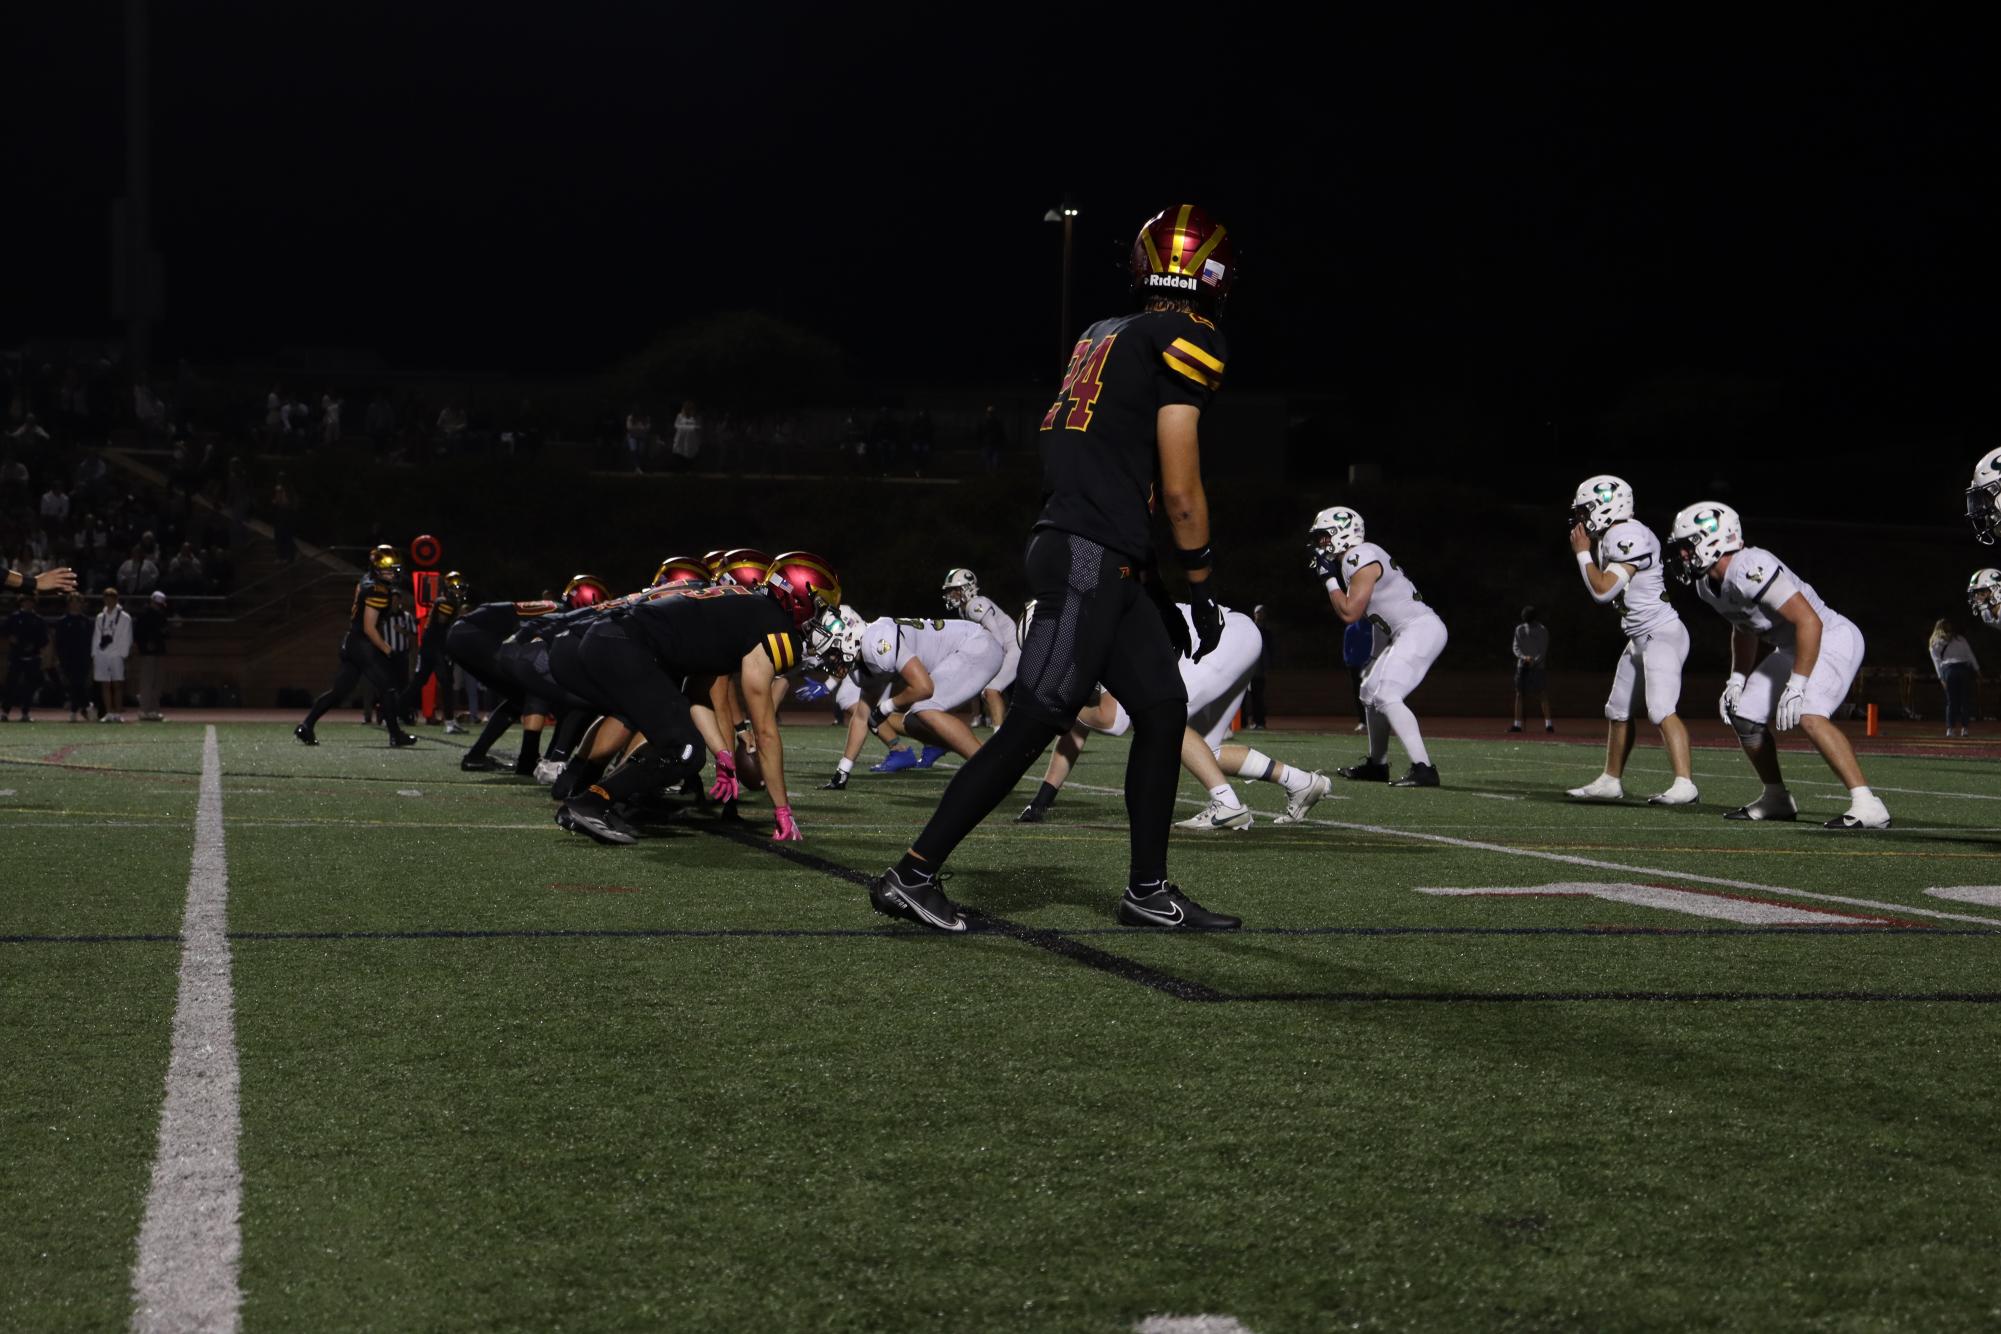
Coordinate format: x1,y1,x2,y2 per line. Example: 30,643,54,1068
1603,705,1630,723
1730,712,1768,743
1645,705,1675,727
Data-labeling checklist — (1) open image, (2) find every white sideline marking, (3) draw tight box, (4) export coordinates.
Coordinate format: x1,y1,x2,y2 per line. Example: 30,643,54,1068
1055,779,2001,927
396,788,423,797
131,726,242,1334
0,787,16,796
1468,792,1522,801
1925,886,2001,906
1468,746,2001,804
1137,1317,1258,1334
1418,882,1884,926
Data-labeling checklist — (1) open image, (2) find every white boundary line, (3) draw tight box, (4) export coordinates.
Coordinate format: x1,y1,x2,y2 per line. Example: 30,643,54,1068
1055,778,2001,928
130,726,243,1334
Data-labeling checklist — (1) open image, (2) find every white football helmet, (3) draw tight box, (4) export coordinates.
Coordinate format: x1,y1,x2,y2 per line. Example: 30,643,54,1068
805,604,864,678
1968,449,2001,545
1969,569,2001,627
1308,506,1365,555
1571,475,1635,535
942,567,978,610
1666,501,1745,585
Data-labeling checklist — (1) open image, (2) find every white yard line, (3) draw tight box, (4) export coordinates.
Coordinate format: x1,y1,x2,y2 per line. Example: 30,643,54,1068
1448,745,2001,803
130,726,242,1334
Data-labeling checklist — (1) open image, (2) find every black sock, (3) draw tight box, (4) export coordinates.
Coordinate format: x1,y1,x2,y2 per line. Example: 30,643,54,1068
466,704,517,760
1030,781,1060,810
519,729,543,767
1122,699,1184,889
909,712,1062,867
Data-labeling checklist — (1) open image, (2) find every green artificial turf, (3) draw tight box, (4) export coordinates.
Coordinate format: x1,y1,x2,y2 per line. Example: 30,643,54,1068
5,721,2001,1331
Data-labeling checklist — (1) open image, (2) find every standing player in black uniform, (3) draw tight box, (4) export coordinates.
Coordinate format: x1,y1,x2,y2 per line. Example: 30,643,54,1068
546,553,837,845
399,570,471,731
868,205,1242,932
296,545,419,748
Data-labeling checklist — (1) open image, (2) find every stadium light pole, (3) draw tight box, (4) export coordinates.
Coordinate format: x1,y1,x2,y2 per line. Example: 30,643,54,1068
1044,201,1079,361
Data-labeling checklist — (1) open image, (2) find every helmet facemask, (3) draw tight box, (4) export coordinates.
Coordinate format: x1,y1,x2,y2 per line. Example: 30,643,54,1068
1968,481,2001,546
1969,571,2001,627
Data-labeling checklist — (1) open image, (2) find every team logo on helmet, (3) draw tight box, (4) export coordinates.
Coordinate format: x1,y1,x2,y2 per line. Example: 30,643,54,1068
1666,502,1743,585
806,606,863,677
942,567,979,611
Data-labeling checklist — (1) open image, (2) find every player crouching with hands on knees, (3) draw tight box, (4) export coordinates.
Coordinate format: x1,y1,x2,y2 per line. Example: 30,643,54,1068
1667,502,1889,829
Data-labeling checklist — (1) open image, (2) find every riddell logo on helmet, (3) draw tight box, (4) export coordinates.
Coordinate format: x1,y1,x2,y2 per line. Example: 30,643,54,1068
1149,274,1199,292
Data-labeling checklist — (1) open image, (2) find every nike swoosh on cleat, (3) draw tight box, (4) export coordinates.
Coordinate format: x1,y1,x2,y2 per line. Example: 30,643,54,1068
1124,900,1184,926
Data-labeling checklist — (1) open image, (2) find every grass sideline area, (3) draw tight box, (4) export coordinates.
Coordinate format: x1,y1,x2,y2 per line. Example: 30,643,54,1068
5,720,2001,1331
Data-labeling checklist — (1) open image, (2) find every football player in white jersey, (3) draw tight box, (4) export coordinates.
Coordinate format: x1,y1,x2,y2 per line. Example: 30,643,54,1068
1016,601,1331,827
1966,448,2001,544
1667,502,1890,829
821,609,1002,788
941,568,1020,728
1308,506,1449,787
1969,569,2001,627
1563,476,1699,805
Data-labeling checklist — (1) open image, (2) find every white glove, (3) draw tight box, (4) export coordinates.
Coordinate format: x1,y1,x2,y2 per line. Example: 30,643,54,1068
1719,671,1746,726
1774,673,1808,732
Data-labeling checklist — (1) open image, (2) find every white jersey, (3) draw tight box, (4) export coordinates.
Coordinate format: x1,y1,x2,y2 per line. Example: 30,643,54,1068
857,616,991,676
1340,541,1435,637
1694,546,1846,652
1595,519,1681,639
956,594,1017,651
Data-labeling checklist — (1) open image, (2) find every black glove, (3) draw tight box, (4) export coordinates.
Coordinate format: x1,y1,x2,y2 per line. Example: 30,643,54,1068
821,769,848,791
1143,561,1193,659
867,703,890,732
1309,547,1342,582
1187,582,1223,663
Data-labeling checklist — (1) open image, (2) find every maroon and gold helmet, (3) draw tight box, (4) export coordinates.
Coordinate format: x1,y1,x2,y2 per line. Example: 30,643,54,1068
1131,204,1235,314
560,574,612,609
702,549,728,577
715,548,771,589
761,552,842,628
652,556,709,587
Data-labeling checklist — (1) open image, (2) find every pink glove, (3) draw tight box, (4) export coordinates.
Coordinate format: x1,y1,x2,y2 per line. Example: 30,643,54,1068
708,749,740,803
771,804,802,842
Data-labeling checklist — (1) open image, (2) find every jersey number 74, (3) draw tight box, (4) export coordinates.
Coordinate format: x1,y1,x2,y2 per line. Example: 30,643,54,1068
1040,334,1119,433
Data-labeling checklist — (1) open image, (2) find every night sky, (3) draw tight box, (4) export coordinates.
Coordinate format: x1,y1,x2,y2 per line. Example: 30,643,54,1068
13,5,1985,425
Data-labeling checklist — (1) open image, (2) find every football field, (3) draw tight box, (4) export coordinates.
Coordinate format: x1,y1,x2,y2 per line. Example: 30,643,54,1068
5,719,2001,1332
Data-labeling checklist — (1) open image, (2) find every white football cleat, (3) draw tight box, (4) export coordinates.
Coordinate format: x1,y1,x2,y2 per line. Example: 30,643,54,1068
443,719,466,735
1825,795,1891,830
1647,777,1701,806
1566,773,1624,802
1175,798,1253,832
1274,771,1333,825
532,758,564,785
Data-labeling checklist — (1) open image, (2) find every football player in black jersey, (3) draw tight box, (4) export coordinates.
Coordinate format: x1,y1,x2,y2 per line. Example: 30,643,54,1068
869,205,1242,932
398,570,470,731
545,553,837,845
447,596,561,771
296,545,420,748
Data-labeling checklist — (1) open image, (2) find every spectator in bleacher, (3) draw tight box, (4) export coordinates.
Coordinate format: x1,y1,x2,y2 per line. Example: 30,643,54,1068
73,453,108,500
116,543,160,597
40,480,69,528
93,587,133,722
1931,618,1980,739
134,590,170,721
624,408,652,473
977,404,1006,473
321,393,343,446
671,402,702,470
165,542,204,595
2,594,48,722
53,593,93,721
1511,604,1554,734
271,476,297,563
7,415,49,445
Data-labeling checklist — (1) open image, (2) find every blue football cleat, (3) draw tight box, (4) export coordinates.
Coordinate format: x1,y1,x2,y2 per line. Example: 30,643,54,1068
870,746,918,773
792,677,831,703
915,746,947,768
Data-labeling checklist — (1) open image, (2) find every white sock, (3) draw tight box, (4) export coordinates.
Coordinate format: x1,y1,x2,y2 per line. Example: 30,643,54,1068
1240,747,1278,781
1365,706,1390,763
836,756,854,775
1208,783,1239,806
1377,698,1430,766
1274,763,1313,794
1848,785,1876,804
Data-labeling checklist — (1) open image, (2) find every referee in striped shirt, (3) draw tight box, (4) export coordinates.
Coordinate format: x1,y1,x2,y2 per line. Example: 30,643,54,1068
371,591,418,725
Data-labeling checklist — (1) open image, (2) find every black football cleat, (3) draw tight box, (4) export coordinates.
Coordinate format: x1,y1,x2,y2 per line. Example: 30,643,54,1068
821,769,849,791
556,802,636,845
388,732,419,748
1390,762,1440,788
867,867,967,933
601,805,644,839
1117,883,1241,931
460,753,501,772
1016,802,1049,823
1336,758,1390,782
293,724,318,746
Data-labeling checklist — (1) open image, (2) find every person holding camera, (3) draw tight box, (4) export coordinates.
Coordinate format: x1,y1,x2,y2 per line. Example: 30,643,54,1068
92,588,134,723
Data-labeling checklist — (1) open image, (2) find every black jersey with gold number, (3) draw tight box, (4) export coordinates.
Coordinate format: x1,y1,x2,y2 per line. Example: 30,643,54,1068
348,573,395,636
617,584,802,676
1034,307,1227,560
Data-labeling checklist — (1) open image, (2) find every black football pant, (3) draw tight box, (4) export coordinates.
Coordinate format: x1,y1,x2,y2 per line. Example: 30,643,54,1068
448,620,522,760
549,620,702,805
4,661,41,714
1247,675,1267,727
302,634,413,741
908,529,1187,886
59,660,92,715
399,627,452,718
